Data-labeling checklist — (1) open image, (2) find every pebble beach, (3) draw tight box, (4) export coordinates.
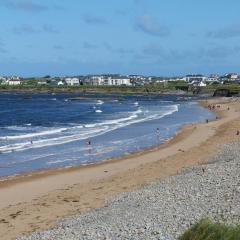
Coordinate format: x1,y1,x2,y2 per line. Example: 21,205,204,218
19,138,240,240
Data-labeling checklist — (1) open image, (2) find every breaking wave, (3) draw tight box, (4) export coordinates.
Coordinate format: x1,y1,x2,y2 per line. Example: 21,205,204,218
0,104,178,154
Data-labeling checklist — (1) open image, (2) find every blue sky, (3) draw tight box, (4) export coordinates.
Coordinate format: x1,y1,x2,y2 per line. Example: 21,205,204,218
0,0,240,76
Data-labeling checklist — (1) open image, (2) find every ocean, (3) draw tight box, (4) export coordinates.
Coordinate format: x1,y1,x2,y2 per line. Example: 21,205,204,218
0,93,215,177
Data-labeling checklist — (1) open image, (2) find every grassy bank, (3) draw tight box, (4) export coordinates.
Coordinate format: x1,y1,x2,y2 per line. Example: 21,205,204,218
0,84,187,95
0,83,240,95
180,219,240,240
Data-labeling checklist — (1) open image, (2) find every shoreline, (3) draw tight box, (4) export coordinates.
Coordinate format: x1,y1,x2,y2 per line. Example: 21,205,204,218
0,97,239,240
21,139,240,240
0,99,216,185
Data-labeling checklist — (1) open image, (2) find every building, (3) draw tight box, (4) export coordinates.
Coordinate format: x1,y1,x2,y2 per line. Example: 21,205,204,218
8,79,22,85
107,76,131,86
65,77,80,86
185,74,207,83
85,75,131,86
198,81,207,87
207,77,219,82
88,76,105,86
57,80,64,86
189,80,207,87
37,78,48,85
225,73,238,80
0,77,7,85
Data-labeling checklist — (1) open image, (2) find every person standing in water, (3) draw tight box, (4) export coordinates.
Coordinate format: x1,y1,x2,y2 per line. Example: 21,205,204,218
156,128,160,142
86,139,92,161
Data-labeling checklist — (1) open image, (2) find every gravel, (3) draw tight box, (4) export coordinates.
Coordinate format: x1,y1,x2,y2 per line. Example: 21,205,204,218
18,140,240,240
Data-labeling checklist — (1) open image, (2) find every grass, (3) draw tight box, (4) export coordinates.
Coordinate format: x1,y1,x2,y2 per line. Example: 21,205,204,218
0,84,176,94
0,82,239,95
179,219,240,240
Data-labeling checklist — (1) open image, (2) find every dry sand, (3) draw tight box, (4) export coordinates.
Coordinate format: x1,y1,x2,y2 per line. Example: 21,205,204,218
0,98,239,240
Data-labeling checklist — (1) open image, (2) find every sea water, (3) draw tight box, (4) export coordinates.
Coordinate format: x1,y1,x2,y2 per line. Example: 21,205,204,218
0,93,215,177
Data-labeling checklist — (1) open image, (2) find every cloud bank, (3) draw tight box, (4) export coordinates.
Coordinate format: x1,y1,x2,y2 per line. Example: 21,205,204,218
136,15,170,37
2,0,47,12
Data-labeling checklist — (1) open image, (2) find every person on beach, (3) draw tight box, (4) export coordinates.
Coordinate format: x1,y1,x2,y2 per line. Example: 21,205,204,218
156,128,160,141
237,130,240,136
86,139,92,151
206,119,209,123
86,139,92,161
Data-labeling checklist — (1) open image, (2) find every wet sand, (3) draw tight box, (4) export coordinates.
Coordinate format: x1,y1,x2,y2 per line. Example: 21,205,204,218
0,98,239,240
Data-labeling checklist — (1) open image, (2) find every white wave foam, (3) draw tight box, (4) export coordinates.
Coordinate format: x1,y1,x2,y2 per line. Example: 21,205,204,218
96,100,104,105
5,126,31,131
85,109,142,128
0,128,68,140
47,159,71,165
0,105,178,154
95,110,102,113
0,127,109,153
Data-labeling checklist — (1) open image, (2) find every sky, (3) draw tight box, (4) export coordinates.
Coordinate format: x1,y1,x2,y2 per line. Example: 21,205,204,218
0,0,240,76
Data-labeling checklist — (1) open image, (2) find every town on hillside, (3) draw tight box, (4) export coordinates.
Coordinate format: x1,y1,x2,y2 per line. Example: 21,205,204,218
0,73,240,88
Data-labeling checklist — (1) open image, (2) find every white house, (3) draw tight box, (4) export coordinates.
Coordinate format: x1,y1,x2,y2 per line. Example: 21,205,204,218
185,75,207,83
8,79,22,85
199,81,207,87
90,76,105,85
190,80,206,87
37,79,48,85
57,80,64,86
65,77,80,86
109,77,131,86
207,77,219,82
225,73,238,80
87,75,131,86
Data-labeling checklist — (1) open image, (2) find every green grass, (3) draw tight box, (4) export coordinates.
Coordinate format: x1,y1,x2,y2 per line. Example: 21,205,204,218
179,219,240,240
0,82,239,95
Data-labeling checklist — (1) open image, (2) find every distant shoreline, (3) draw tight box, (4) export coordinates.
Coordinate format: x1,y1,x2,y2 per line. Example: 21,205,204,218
0,85,193,96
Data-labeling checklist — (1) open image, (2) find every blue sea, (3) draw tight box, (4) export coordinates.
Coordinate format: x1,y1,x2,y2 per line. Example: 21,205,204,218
0,93,215,177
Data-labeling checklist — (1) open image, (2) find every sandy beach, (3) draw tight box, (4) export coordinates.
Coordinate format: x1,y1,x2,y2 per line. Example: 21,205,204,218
0,97,239,240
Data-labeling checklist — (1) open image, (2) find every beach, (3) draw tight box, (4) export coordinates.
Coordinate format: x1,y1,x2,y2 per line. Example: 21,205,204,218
0,97,239,239
19,139,240,240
